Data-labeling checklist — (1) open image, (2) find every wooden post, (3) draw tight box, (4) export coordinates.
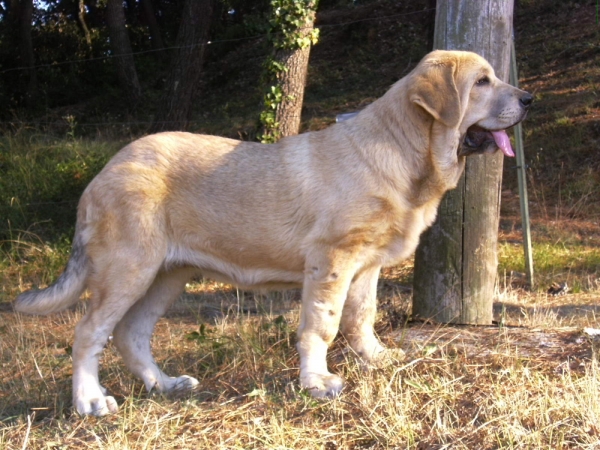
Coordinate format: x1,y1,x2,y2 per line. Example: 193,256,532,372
412,0,514,324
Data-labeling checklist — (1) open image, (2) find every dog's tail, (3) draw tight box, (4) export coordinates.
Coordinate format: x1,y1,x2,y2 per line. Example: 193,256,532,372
14,233,89,315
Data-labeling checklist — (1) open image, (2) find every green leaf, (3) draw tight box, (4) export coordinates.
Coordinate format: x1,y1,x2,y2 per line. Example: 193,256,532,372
246,388,266,398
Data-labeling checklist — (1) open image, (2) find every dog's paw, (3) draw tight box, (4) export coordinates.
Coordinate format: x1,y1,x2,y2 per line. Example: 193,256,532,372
361,347,406,370
300,372,344,398
75,393,119,416
162,375,199,393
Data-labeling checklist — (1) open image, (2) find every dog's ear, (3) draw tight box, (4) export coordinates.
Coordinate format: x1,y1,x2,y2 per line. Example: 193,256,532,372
409,60,461,129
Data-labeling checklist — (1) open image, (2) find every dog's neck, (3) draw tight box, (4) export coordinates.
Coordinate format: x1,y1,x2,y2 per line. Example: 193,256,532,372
343,80,465,207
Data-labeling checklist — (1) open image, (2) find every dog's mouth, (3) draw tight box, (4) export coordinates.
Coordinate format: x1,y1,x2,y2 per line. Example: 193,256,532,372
459,126,515,158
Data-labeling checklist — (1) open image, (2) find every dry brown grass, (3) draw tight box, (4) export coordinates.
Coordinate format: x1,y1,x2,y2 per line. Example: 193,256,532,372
1,277,599,449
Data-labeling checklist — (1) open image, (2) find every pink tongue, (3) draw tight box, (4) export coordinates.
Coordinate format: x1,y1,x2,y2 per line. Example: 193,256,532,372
491,130,514,157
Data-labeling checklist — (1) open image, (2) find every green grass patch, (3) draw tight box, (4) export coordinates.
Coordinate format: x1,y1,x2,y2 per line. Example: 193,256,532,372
499,241,600,292
0,132,123,302
0,132,122,245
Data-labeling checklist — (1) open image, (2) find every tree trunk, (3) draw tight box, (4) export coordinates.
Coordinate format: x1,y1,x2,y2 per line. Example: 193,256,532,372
7,0,19,22
106,0,142,104
273,19,315,138
149,0,215,133
19,0,36,106
140,0,165,56
259,1,317,141
412,0,514,324
78,0,93,48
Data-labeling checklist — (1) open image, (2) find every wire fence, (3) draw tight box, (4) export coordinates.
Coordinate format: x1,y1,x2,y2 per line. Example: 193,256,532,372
0,6,436,131
0,7,435,75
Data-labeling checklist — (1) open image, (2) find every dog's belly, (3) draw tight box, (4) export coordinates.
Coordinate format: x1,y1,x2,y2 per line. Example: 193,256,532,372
164,245,304,289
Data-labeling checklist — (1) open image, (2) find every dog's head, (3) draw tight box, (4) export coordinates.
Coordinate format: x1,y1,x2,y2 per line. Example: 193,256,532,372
408,50,532,157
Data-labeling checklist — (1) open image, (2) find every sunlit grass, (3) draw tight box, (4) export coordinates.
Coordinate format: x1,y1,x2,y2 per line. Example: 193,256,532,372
499,241,600,293
2,299,599,449
0,132,121,245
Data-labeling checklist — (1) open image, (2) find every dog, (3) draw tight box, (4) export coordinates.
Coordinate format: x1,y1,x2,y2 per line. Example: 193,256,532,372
15,50,532,416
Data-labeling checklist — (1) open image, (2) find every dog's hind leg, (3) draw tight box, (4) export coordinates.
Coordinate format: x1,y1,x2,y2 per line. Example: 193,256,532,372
112,267,199,395
340,265,405,368
71,250,163,416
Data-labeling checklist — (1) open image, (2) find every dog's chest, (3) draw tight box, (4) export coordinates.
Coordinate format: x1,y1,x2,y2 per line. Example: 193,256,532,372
375,202,438,266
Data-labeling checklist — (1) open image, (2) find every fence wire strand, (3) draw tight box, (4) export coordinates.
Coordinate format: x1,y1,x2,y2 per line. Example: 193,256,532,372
0,7,435,75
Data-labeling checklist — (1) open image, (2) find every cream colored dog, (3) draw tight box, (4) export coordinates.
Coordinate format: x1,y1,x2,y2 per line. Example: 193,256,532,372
15,50,532,416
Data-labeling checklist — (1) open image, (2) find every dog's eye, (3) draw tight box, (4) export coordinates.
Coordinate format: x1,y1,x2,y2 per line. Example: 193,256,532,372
476,76,490,86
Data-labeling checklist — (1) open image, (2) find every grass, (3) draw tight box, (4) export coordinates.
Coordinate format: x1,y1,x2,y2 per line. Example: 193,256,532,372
1,290,599,449
2,215,598,449
0,132,122,303
499,240,600,293
0,131,121,244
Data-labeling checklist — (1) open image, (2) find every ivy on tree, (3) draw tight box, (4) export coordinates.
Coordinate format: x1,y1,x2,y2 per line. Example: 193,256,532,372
259,0,319,143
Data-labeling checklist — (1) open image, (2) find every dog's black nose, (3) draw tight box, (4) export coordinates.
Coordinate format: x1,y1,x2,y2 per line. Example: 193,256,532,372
520,93,533,108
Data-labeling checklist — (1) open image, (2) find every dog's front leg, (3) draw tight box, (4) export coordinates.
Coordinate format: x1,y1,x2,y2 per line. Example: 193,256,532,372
296,249,358,398
340,265,405,368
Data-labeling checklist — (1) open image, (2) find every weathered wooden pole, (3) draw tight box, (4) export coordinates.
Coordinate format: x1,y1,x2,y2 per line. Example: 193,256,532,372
412,0,514,324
